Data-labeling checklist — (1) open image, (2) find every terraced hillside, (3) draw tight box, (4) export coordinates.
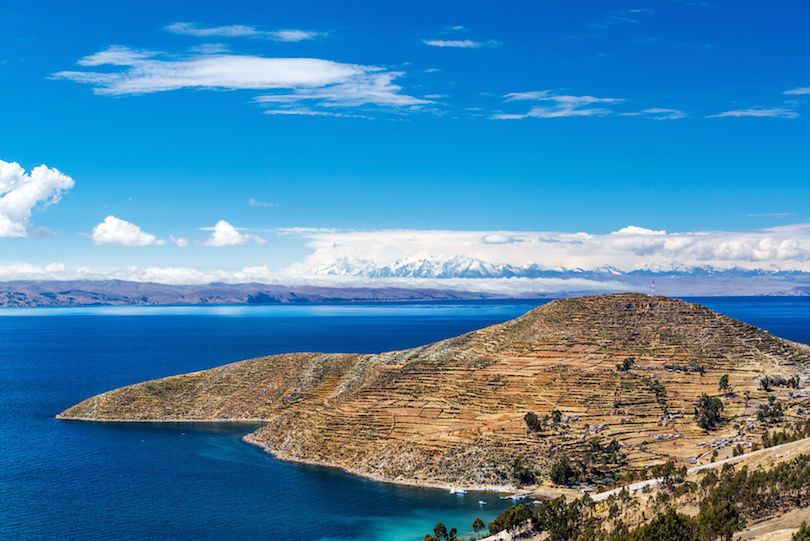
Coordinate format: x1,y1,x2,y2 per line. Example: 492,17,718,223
58,294,810,489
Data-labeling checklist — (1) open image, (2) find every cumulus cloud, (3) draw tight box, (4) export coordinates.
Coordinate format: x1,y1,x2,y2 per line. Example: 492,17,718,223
707,107,799,119
0,262,71,281
170,235,190,247
494,91,624,119
52,47,428,113
165,22,323,42
202,220,266,246
87,215,165,246
482,234,521,244
0,159,75,237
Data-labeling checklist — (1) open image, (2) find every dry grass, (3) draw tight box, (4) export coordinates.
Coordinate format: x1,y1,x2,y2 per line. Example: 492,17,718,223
59,293,810,489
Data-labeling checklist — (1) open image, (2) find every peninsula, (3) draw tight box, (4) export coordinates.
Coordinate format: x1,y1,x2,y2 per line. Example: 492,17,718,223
58,293,810,493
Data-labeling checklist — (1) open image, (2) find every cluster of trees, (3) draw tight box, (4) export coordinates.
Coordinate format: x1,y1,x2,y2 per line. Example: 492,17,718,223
694,394,724,429
423,522,457,541
610,503,745,541
435,451,810,541
422,518,488,541
760,375,801,391
512,454,536,485
524,409,563,432
794,522,810,541
647,378,666,407
487,498,588,540
757,395,784,424
649,460,687,489
616,358,634,372
701,454,810,520
763,420,810,448
549,439,627,487
487,496,746,541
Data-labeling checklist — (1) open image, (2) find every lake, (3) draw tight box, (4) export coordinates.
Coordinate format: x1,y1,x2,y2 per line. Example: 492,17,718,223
1,297,809,540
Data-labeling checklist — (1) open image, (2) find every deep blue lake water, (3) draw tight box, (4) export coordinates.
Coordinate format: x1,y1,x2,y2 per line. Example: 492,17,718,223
1,297,809,540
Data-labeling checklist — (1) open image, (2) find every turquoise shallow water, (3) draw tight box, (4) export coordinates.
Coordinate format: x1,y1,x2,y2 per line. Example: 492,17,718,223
1,298,809,540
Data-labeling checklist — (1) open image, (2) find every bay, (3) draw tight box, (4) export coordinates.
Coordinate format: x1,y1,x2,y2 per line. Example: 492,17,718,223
1,297,809,540
0,300,540,541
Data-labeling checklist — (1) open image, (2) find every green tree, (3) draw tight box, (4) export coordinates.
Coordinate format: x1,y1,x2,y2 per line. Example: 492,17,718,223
524,411,539,430
549,455,577,486
793,521,810,541
614,508,697,541
488,504,535,535
718,375,730,393
552,409,563,424
697,501,746,541
695,394,724,429
512,454,536,485
617,358,633,371
472,517,485,539
433,523,447,540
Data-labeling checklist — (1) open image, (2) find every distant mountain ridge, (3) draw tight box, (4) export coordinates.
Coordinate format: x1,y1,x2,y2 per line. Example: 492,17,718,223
2,256,810,307
312,255,810,280
0,280,501,308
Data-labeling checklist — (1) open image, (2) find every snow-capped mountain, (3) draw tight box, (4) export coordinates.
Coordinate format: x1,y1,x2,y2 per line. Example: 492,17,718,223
310,256,810,280
311,256,543,279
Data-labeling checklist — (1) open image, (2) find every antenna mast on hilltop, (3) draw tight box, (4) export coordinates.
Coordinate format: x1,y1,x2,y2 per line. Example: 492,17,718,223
651,278,655,297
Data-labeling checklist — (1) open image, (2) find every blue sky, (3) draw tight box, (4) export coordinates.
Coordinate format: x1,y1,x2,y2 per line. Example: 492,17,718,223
2,0,809,291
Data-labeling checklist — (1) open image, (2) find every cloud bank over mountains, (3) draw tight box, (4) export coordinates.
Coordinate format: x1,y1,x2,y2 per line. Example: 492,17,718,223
287,226,810,277
4,225,810,296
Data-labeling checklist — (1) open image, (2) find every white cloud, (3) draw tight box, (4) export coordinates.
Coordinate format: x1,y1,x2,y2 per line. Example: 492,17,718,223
707,107,799,119
273,30,320,42
87,215,165,246
254,70,431,111
164,22,322,42
249,197,279,208
281,226,810,276
53,47,428,112
7,225,810,295
0,262,71,281
746,212,794,219
422,39,497,48
783,87,810,95
170,235,190,247
482,234,521,244
0,159,75,237
611,226,667,236
494,91,623,119
202,220,266,247
622,108,687,120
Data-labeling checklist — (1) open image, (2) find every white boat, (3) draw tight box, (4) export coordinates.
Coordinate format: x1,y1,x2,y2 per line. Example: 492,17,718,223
478,500,487,505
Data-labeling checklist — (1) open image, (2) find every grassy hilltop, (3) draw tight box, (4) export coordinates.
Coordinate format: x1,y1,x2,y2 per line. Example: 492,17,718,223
59,294,810,493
